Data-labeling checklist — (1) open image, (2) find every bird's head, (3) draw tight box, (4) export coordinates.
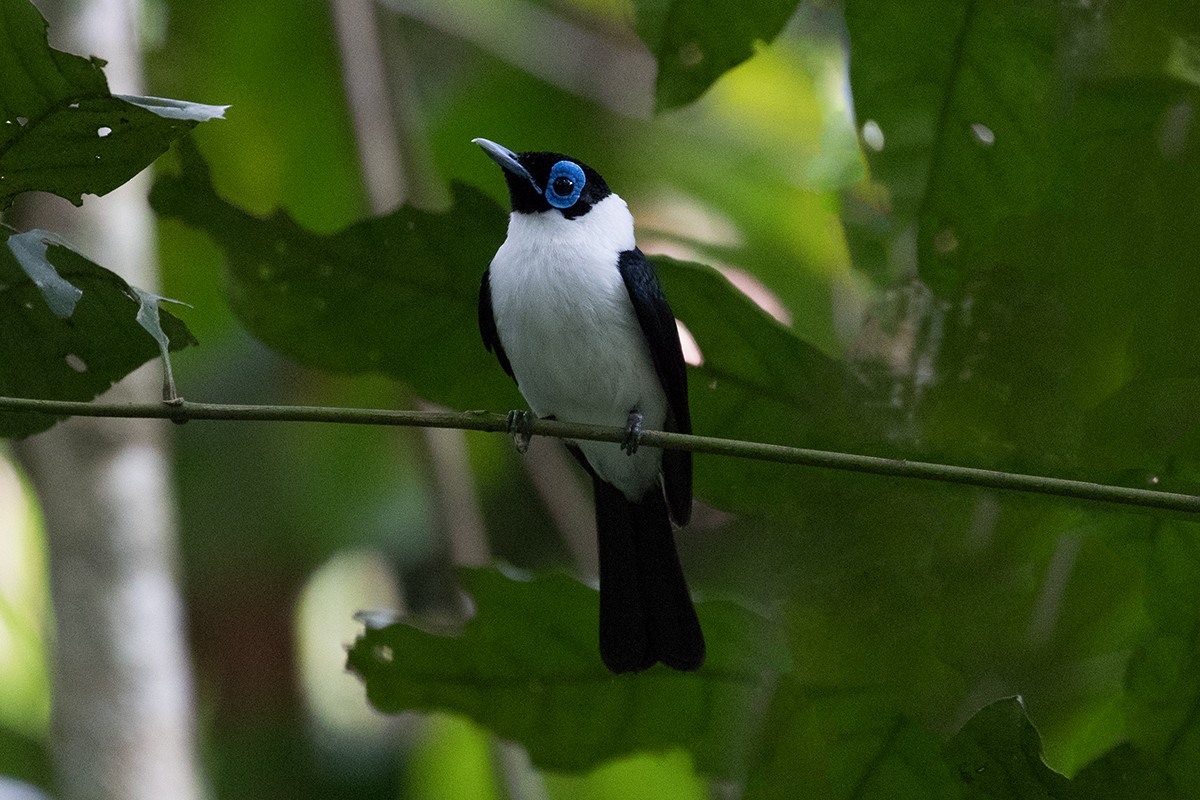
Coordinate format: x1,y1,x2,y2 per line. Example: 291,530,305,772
473,138,612,220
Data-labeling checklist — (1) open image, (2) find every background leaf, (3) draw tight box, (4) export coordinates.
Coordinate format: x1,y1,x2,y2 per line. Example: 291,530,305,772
633,0,801,111
944,697,1070,799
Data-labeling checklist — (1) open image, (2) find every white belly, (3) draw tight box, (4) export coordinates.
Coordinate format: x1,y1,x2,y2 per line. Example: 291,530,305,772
488,199,665,500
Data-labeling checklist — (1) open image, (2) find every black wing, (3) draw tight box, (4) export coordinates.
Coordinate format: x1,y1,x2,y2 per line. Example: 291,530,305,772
478,269,515,380
617,249,692,526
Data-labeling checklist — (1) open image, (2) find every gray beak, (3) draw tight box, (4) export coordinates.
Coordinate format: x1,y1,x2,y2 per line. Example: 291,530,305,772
472,138,541,193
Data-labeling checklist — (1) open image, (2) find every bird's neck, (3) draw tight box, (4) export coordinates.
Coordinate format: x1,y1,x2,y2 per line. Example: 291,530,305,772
504,193,636,256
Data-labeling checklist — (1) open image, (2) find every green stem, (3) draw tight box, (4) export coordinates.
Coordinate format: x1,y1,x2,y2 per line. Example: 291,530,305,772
2,394,1196,515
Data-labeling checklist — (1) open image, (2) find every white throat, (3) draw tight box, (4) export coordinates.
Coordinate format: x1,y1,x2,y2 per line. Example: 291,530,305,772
503,193,636,255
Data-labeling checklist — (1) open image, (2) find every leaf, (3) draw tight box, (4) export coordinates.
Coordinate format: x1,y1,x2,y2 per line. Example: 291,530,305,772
654,256,856,519
1125,522,1200,795
744,685,959,800
0,226,197,438
347,567,789,776
115,94,229,122
130,286,191,400
150,138,521,413
1067,744,1184,800
633,0,801,111
844,0,1059,293
0,0,226,208
943,696,1071,799
7,230,83,318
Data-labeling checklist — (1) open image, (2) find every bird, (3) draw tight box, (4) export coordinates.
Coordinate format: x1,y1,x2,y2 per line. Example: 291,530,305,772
473,137,705,673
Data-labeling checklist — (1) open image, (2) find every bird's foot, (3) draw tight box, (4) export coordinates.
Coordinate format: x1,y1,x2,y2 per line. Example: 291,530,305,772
621,410,643,455
506,409,534,454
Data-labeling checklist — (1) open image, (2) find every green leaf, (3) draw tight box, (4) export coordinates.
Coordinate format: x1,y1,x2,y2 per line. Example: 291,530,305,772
0,226,197,438
943,696,1071,799
1125,522,1200,795
0,0,226,208
150,138,520,413
633,0,800,111
1067,744,1183,800
745,685,959,800
347,567,789,776
845,0,1058,293
654,256,854,519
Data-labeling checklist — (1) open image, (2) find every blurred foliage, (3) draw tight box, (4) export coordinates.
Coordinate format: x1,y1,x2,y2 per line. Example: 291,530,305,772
1,0,1198,797
632,0,800,111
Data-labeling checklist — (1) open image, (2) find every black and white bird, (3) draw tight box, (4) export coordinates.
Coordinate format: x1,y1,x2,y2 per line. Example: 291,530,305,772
473,138,705,673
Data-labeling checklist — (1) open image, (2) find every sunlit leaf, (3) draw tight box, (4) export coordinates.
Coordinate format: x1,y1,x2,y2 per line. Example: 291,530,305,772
633,0,800,111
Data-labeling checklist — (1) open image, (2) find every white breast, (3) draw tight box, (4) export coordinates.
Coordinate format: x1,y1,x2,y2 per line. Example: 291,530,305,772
487,194,667,500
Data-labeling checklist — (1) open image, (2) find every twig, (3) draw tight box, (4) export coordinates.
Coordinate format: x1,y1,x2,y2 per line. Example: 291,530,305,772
2,395,1197,515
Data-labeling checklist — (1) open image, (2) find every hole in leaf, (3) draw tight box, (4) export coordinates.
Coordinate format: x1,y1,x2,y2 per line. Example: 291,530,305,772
1159,100,1193,159
65,353,88,372
933,228,959,254
861,119,885,152
373,644,394,664
16,117,27,126
970,122,995,146
678,41,704,67
97,126,112,137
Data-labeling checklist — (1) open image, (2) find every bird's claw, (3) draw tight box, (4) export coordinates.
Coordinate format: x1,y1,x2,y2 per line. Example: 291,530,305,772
507,409,534,454
621,410,643,455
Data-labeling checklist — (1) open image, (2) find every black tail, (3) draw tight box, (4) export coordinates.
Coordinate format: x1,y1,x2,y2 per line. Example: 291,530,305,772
593,477,705,673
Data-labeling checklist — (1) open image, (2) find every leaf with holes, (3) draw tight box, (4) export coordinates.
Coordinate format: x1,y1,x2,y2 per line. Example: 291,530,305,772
150,138,522,413
0,0,226,209
633,0,801,111
844,0,1058,291
347,567,789,776
0,226,197,438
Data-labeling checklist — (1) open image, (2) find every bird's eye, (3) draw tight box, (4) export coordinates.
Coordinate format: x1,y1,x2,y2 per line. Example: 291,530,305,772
545,160,585,209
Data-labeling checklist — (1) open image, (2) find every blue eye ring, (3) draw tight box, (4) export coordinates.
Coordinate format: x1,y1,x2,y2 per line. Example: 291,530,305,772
545,160,585,209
